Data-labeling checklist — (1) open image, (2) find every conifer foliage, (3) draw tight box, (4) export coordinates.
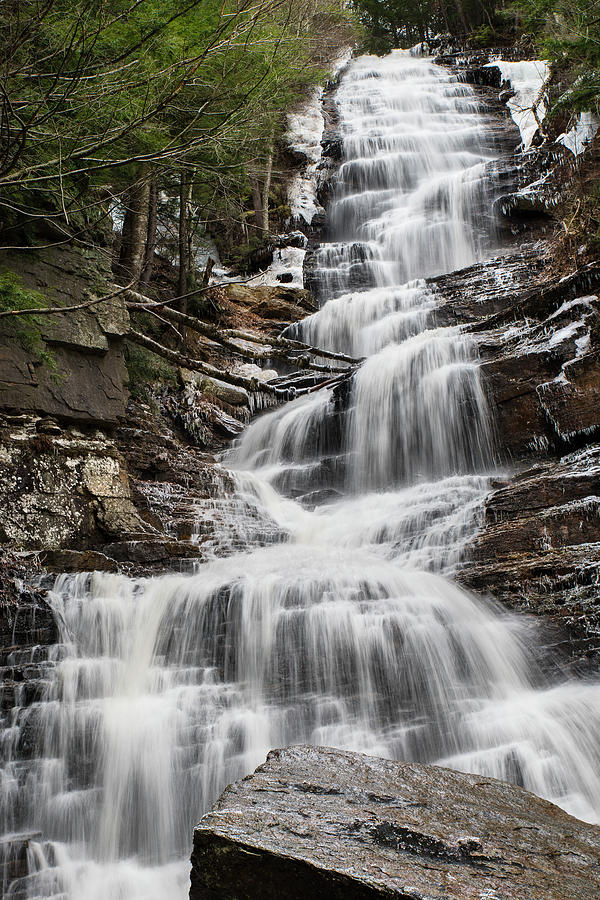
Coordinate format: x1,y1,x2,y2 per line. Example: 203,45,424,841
0,0,353,279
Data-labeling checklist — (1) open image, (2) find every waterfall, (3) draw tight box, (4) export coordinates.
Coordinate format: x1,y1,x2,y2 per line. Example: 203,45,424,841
3,50,600,900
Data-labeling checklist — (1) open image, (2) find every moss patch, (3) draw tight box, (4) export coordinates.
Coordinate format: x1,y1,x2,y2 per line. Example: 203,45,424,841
0,270,56,370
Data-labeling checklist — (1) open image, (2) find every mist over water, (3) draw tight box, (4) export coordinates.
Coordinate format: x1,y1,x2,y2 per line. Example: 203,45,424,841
3,51,600,900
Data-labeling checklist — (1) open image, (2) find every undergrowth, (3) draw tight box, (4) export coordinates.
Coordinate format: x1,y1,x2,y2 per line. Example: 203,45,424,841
124,340,178,401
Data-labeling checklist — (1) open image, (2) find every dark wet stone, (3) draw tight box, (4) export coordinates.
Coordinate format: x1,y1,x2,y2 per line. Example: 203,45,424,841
457,446,600,653
38,549,119,573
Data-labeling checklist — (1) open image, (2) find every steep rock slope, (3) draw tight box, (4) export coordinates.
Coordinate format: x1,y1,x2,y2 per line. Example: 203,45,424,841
428,52,600,655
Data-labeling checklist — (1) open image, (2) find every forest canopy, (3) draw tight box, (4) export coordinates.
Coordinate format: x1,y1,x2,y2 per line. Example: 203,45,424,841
0,0,353,284
1,0,599,300
350,0,502,51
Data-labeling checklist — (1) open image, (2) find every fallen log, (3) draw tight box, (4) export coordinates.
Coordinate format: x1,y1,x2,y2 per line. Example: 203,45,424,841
226,327,361,366
127,330,286,396
124,288,359,373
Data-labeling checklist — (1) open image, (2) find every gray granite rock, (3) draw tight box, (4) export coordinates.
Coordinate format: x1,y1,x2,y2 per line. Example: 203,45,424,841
190,745,600,900
0,416,145,550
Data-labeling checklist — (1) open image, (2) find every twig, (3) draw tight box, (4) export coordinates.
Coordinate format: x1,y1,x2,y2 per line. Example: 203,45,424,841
0,280,135,319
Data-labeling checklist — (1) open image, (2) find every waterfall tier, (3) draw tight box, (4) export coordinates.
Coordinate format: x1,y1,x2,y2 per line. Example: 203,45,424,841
3,50,600,900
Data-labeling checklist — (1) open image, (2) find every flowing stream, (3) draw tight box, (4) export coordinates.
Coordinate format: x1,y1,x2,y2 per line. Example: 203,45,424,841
3,51,600,900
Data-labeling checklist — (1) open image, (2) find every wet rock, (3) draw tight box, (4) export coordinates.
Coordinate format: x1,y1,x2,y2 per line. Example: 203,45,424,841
431,254,600,458
0,276,331,567
190,745,600,900
100,538,199,566
482,350,560,456
38,548,119,573
458,446,600,650
0,832,41,898
0,551,57,665
321,132,343,160
0,417,146,550
35,417,61,435
497,187,555,217
223,283,318,320
0,342,129,426
537,352,600,442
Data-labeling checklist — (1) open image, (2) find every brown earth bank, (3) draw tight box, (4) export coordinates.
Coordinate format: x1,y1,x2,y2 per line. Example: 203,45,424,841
190,745,600,900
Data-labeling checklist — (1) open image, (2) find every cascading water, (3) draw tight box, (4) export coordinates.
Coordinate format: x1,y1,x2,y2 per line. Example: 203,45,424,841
3,51,600,900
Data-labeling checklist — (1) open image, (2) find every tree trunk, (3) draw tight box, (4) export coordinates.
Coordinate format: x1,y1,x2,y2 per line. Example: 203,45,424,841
177,168,192,313
261,147,273,234
250,175,263,235
201,257,215,287
118,166,151,284
127,329,282,394
438,0,451,33
452,0,470,33
139,175,158,288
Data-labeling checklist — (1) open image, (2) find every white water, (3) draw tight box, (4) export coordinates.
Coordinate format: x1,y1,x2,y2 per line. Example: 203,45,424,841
3,51,600,900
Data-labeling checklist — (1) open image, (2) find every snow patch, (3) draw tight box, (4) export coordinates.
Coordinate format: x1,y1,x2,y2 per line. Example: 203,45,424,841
286,86,325,225
209,246,306,289
235,363,279,383
286,88,325,168
548,295,597,321
285,50,351,225
503,294,596,363
486,60,550,150
576,331,591,356
547,320,587,349
557,111,600,158
250,246,306,288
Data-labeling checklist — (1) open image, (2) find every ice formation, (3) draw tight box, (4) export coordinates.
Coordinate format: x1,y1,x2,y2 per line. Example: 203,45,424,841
486,59,550,149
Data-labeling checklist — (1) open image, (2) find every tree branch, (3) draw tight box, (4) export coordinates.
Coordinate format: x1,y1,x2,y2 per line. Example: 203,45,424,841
0,281,134,319
128,328,287,395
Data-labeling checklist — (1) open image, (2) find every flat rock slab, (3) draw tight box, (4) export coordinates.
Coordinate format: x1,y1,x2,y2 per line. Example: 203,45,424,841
190,745,600,900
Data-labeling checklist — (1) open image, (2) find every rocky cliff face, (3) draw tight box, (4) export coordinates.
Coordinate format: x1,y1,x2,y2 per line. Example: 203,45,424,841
0,277,318,558
190,745,600,900
430,252,600,654
0,240,130,425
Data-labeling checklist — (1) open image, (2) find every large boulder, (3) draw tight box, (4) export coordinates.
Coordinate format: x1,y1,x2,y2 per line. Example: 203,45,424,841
190,745,600,900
